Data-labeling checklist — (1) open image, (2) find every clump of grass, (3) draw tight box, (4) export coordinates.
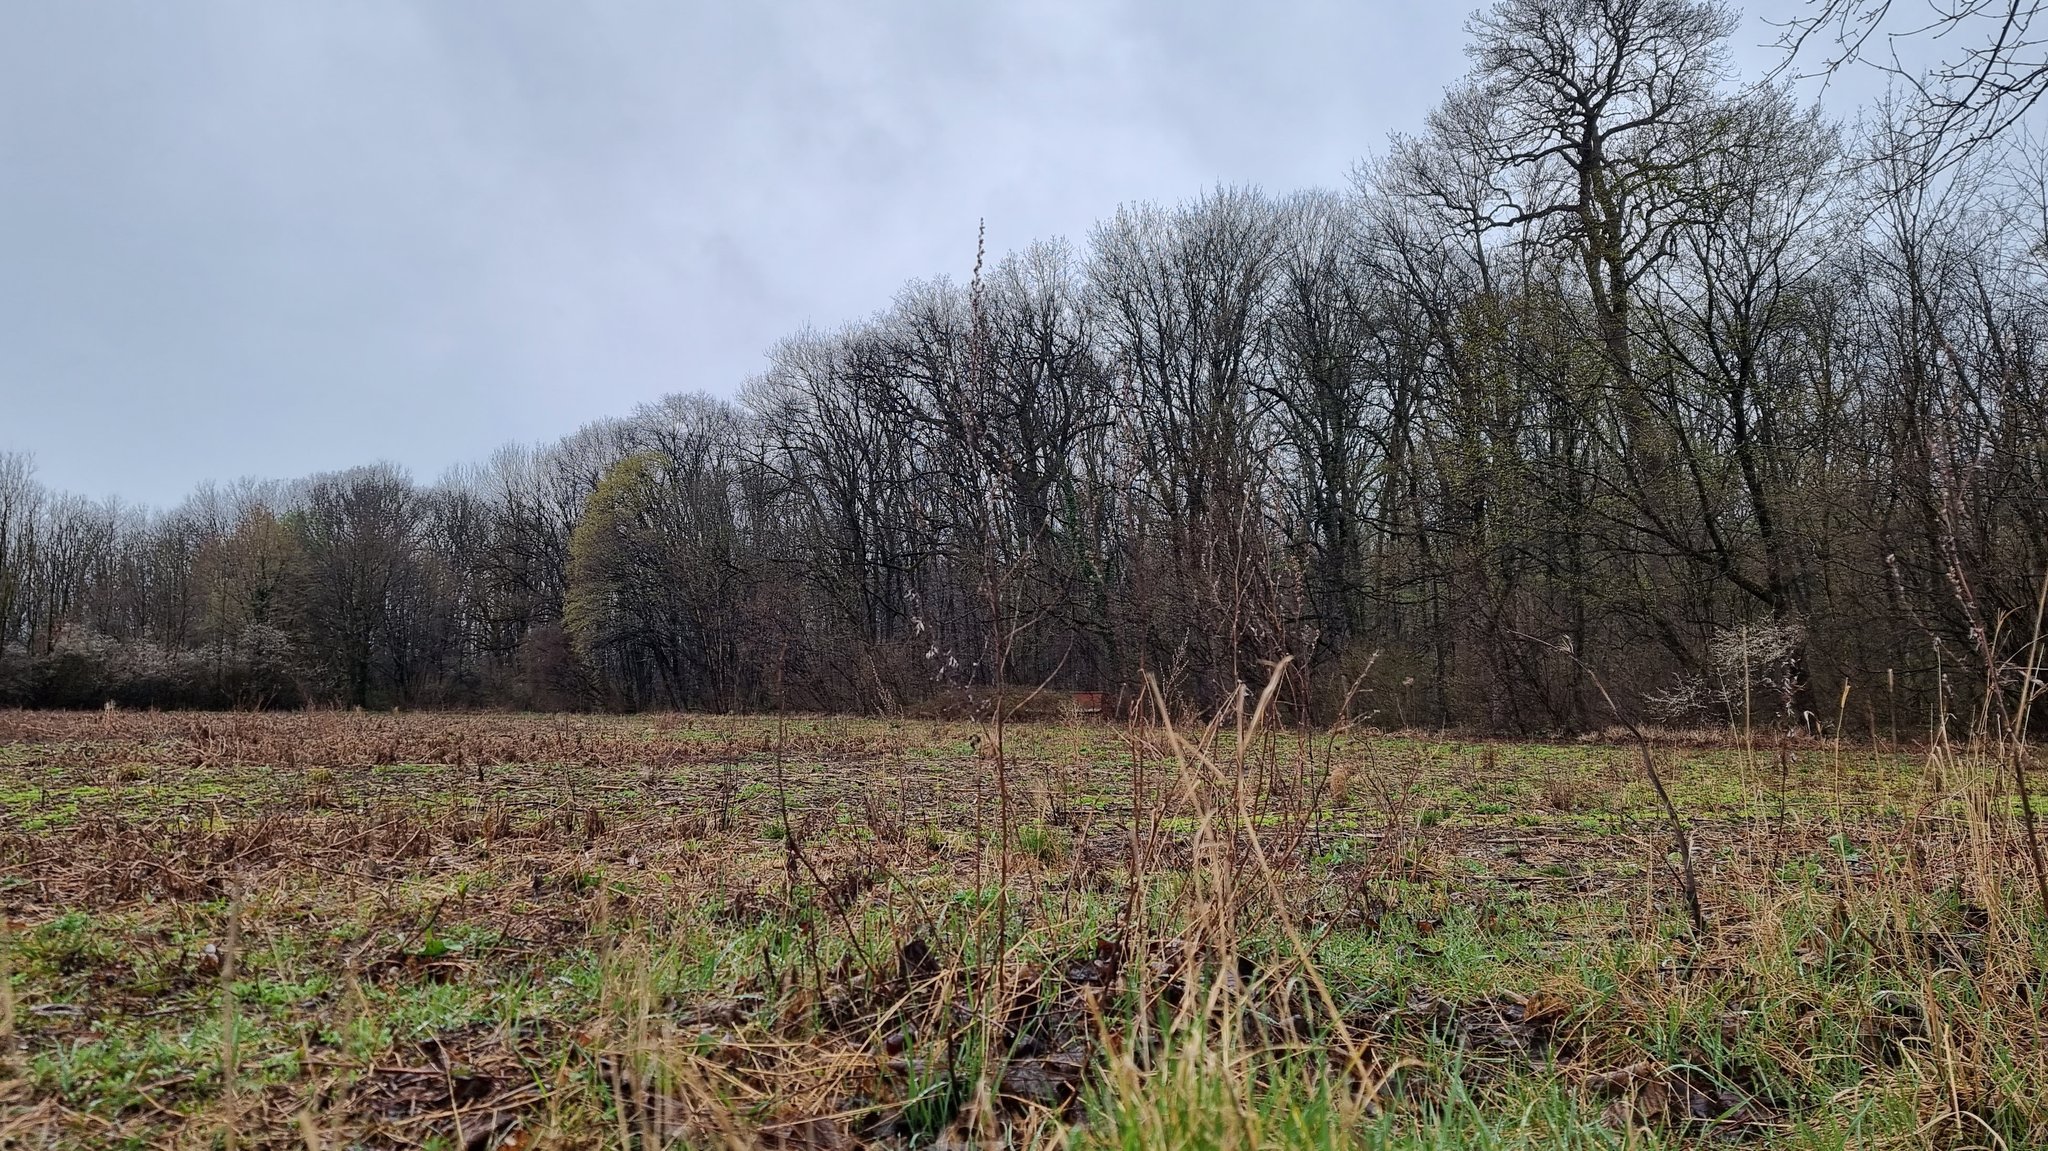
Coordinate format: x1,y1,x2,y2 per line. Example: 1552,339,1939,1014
1015,821,1070,863
1541,773,1593,813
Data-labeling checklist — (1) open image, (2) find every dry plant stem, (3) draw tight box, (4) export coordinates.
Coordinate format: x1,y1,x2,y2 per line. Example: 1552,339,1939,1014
1144,664,1384,1103
0,916,13,1048
221,874,244,1151
2011,570,2048,925
442,1039,468,1151
1526,634,1708,937
965,215,1005,1106
767,659,856,1004
773,654,795,904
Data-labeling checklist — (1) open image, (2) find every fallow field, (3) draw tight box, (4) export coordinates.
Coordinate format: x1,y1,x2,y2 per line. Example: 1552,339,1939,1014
1,704,2042,1149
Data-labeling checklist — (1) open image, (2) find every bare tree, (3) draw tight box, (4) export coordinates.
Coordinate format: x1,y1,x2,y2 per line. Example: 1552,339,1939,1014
1090,188,1288,700
291,465,424,706
1433,0,1741,388
0,453,41,655
1778,0,2048,166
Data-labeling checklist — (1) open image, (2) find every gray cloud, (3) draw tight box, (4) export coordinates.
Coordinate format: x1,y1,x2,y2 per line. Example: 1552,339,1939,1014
2,2,1833,506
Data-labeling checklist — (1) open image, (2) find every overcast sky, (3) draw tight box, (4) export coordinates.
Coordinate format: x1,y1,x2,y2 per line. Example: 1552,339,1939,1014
2,2,1837,507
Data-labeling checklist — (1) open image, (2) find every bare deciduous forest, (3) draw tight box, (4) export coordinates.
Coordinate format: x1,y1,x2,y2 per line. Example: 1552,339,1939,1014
2,0,2042,734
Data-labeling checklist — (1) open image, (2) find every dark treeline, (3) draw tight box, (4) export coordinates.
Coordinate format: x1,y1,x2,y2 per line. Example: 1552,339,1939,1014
4,0,2045,733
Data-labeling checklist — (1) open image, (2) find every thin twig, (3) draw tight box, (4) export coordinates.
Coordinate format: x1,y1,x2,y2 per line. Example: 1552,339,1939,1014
1519,633,1707,937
